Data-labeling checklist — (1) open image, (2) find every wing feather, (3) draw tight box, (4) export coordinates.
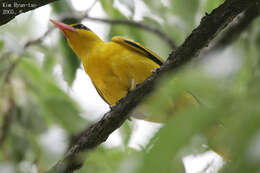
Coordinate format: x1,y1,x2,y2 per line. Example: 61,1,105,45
112,36,164,66
92,82,109,104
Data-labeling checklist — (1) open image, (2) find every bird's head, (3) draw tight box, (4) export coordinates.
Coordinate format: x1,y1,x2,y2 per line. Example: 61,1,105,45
50,19,101,58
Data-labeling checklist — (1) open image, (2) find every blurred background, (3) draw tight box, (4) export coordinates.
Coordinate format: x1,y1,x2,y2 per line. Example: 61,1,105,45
0,0,260,172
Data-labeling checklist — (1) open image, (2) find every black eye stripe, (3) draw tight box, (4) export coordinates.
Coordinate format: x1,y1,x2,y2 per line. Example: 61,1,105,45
73,24,91,30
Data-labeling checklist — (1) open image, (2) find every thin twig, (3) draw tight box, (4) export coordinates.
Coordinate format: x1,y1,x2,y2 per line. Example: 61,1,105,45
1,56,23,84
24,27,55,48
47,0,260,172
0,27,55,88
0,96,15,147
0,52,12,63
59,14,177,49
199,158,215,173
85,16,177,49
202,3,260,56
84,0,98,15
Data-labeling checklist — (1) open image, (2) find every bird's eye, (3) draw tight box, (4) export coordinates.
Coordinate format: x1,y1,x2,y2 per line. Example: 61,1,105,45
73,24,91,31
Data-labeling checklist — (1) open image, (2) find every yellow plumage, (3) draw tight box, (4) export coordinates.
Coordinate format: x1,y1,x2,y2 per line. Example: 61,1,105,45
65,26,163,105
50,20,198,120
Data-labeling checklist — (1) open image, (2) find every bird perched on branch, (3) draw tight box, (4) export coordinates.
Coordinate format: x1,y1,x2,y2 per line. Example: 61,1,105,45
50,19,198,121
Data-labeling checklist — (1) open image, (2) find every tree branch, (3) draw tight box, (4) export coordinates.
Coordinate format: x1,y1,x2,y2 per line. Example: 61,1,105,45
0,96,14,147
0,0,58,26
208,3,260,52
85,16,177,49
59,14,176,49
24,27,55,48
48,0,260,172
0,55,22,87
0,26,55,88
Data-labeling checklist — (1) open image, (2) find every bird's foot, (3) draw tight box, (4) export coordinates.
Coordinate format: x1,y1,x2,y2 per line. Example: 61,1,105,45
129,78,136,91
110,105,116,110
152,67,160,73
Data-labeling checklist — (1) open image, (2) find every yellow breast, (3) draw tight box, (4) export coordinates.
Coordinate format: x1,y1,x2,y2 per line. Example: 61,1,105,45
81,42,160,105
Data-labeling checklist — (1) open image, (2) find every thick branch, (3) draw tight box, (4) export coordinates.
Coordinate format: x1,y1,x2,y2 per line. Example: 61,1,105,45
48,0,260,172
209,3,260,52
0,0,58,26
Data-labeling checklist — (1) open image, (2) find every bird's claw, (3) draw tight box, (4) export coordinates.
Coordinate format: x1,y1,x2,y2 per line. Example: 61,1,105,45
129,78,136,91
110,105,116,110
152,67,160,73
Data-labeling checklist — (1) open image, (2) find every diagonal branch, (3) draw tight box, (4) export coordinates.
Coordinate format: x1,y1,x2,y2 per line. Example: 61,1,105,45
208,3,260,52
0,0,58,26
48,0,260,172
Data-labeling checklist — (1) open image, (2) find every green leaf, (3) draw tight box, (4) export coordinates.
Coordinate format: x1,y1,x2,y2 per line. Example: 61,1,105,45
164,22,186,45
100,0,115,17
36,45,57,74
42,54,56,74
204,0,225,13
0,40,4,51
100,0,126,18
136,108,219,173
211,111,260,173
8,132,30,162
59,37,81,86
77,147,138,173
118,0,135,14
108,25,144,43
142,0,166,17
141,29,170,59
119,121,133,146
51,1,74,14
17,59,86,133
16,103,47,134
170,0,199,28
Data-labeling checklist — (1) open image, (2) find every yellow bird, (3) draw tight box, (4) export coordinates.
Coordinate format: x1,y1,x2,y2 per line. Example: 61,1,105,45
50,19,164,106
50,19,198,120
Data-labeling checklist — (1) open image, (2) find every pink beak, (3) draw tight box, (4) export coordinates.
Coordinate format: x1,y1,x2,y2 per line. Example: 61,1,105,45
50,19,75,37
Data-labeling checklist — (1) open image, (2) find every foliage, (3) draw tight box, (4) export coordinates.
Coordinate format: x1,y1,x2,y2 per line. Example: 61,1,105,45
0,0,260,173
